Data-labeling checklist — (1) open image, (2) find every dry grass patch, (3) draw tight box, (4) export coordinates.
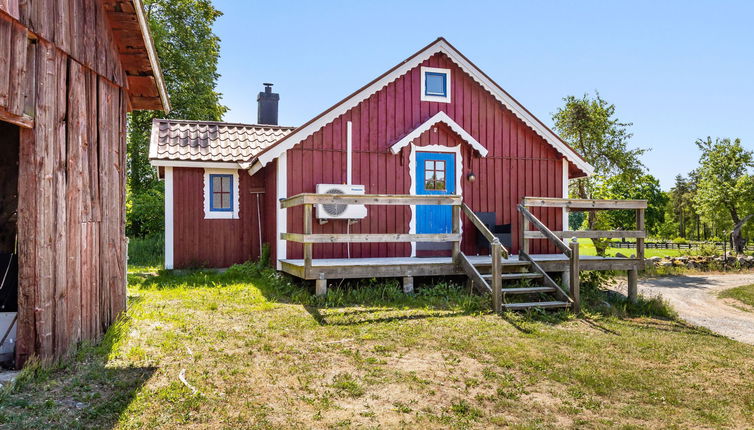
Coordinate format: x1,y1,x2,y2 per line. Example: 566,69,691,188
0,264,753,429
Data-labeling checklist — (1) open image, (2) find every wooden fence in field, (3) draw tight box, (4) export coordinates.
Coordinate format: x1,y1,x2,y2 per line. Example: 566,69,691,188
608,241,754,251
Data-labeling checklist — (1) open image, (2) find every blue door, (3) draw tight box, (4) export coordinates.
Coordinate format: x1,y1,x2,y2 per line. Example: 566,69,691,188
416,152,456,236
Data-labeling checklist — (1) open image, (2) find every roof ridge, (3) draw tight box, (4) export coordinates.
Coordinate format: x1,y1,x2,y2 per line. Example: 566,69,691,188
154,118,297,129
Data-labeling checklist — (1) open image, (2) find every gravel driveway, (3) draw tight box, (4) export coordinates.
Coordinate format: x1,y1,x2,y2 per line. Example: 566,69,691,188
620,274,754,345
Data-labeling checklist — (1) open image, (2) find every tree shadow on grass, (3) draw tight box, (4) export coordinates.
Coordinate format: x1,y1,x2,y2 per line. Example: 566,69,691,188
0,302,156,429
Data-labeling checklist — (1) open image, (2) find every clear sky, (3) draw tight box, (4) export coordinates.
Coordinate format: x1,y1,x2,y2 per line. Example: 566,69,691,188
213,0,753,189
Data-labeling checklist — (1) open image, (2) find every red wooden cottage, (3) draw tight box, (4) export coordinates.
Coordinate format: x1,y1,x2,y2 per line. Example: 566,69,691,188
1,0,168,366
151,38,637,310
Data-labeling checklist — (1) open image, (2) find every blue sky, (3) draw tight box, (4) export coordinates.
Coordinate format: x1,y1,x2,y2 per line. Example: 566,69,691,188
213,0,753,190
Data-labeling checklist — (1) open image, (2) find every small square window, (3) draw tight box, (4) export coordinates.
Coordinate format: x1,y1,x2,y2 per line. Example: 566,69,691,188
421,67,451,103
425,72,447,97
210,174,233,212
424,158,447,191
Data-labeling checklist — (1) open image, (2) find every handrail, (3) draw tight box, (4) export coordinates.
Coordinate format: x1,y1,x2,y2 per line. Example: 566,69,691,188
281,232,461,243
517,204,571,257
522,197,648,210
460,203,510,259
280,193,462,208
524,230,646,239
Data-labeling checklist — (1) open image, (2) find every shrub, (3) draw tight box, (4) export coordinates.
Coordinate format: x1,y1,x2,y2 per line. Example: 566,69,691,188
672,237,688,244
126,186,164,238
694,242,720,257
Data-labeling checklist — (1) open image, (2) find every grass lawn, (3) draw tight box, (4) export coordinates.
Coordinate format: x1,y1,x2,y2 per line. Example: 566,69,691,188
576,238,688,258
1,264,753,429
719,284,754,311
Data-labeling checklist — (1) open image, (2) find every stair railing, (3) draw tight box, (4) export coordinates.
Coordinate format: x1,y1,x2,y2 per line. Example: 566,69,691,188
517,204,576,310
458,204,509,312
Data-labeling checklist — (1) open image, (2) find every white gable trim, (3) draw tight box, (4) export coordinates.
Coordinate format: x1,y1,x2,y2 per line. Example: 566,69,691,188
390,111,487,157
252,38,594,176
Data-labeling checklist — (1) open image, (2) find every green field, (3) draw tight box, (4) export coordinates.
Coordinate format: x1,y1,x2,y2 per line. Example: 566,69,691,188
576,238,689,258
1,264,753,429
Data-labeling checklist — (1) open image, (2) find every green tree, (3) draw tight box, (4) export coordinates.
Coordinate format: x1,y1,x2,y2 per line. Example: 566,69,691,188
553,92,647,254
128,0,227,194
594,174,668,235
693,137,754,254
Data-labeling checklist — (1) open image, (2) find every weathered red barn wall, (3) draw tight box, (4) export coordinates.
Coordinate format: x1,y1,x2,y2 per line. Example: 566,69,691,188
172,168,267,268
284,52,563,260
0,2,130,365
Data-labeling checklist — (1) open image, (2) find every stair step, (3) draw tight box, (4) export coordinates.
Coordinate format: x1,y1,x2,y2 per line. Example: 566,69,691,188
500,286,555,295
482,272,543,281
503,301,571,310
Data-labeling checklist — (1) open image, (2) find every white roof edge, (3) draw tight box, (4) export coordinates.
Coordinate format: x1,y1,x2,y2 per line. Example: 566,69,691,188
255,39,594,176
149,160,242,169
390,111,488,156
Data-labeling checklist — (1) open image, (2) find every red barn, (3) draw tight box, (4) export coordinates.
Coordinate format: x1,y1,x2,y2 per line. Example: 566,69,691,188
1,0,168,366
150,38,639,311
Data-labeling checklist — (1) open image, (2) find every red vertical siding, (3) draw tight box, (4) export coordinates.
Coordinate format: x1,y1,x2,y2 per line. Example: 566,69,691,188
172,167,266,268
281,52,565,261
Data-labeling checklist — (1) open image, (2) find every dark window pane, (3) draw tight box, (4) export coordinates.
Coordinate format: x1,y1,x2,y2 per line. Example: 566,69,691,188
425,72,446,96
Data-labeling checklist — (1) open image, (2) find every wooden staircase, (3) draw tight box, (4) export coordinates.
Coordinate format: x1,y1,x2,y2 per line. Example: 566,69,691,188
457,252,572,311
458,203,576,312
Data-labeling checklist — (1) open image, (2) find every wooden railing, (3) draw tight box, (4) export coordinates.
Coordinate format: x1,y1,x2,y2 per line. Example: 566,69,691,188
518,197,649,309
279,193,463,273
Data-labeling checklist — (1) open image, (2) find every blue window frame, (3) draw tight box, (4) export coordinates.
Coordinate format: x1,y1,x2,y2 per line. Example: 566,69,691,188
209,174,233,212
425,72,447,97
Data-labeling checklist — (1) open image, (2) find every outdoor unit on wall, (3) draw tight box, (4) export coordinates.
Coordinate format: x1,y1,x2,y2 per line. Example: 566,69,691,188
315,184,368,220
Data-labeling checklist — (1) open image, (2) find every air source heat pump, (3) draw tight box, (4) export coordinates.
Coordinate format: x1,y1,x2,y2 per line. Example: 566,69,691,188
316,184,368,220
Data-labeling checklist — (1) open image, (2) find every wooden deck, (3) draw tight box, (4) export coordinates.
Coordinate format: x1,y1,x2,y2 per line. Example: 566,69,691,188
278,193,648,311
281,254,642,280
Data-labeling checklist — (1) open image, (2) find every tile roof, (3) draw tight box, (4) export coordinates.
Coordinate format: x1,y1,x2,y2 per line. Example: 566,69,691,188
149,119,295,163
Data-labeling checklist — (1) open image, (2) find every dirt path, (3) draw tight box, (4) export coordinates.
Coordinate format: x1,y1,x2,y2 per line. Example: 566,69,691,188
618,274,754,345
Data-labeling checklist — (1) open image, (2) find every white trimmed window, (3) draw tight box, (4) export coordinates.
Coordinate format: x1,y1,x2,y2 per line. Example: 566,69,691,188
203,168,240,219
420,66,451,103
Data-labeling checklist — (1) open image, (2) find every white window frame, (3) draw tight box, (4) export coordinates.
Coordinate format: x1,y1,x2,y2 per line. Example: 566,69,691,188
203,168,240,219
420,66,451,103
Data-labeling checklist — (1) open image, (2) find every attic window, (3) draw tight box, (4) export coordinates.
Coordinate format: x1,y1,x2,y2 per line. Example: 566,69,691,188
421,67,451,103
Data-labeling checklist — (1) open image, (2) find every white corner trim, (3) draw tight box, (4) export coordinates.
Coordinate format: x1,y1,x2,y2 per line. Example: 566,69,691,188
276,152,288,269
150,160,242,169
148,119,159,160
420,66,452,103
408,143,463,257
164,166,174,269
203,168,240,220
253,38,594,176
562,158,569,231
346,121,353,185
390,111,488,157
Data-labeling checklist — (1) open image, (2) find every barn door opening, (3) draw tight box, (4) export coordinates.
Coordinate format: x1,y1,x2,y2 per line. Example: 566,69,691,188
0,121,19,366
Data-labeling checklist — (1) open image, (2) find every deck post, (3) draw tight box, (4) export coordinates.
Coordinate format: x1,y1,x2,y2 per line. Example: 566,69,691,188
303,203,313,271
636,208,645,268
315,273,327,296
519,205,530,254
403,276,414,294
451,204,461,261
569,238,580,313
491,239,502,313
627,269,638,303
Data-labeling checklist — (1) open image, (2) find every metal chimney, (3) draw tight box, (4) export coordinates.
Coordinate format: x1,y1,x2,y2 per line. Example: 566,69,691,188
257,83,279,125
